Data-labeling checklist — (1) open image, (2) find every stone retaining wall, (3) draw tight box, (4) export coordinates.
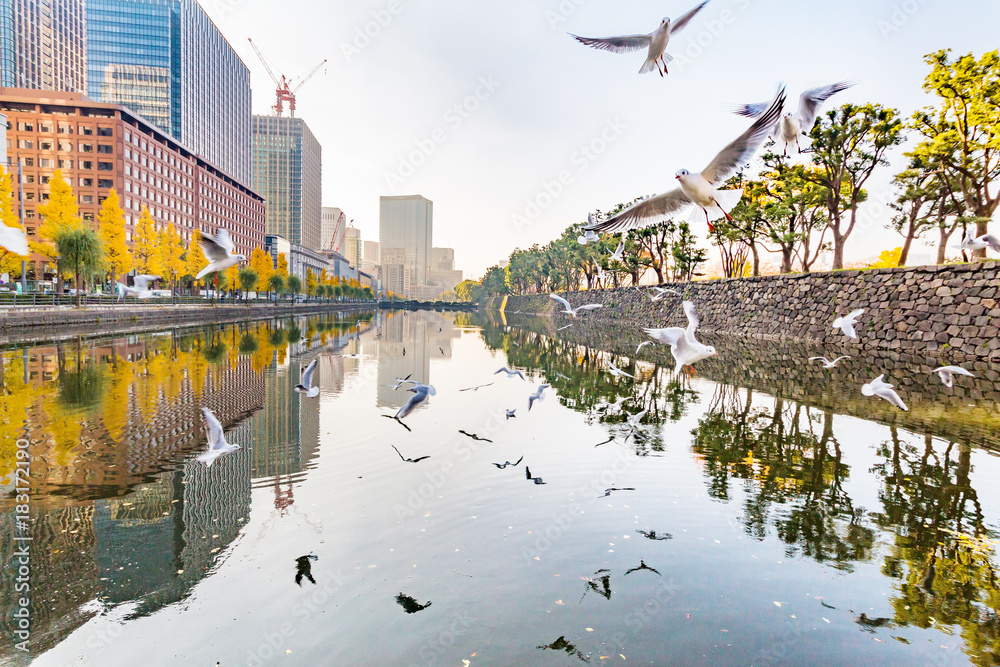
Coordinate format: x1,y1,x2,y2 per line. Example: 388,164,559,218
486,261,1000,361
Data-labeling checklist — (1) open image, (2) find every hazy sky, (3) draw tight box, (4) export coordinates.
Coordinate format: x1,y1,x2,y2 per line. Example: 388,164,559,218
206,0,1000,277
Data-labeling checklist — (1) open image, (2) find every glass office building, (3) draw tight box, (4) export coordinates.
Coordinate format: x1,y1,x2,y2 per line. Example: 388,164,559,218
86,0,251,183
252,115,322,250
0,0,87,92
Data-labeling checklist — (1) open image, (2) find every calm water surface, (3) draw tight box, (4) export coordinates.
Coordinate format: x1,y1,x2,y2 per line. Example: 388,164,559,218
3,310,1000,666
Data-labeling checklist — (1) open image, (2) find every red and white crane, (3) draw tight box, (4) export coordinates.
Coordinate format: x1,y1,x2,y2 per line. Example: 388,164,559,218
248,38,327,116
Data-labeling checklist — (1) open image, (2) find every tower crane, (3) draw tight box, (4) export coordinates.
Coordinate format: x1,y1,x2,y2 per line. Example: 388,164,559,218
248,38,327,116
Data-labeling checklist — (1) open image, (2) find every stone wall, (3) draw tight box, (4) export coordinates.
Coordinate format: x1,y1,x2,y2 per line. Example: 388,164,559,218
486,261,1000,361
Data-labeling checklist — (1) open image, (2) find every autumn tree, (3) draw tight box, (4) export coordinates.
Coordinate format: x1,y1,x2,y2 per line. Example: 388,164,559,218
0,168,27,280
97,189,132,286
249,247,272,297
305,267,317,298
184,228,207,296
36,170,82,284
276,252,289,278
155,224,185,296
132,207,158,274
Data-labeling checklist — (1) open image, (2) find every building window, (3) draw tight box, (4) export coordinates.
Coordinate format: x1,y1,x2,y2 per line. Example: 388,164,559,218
83,213,94,221
16,122,33,131
37,122,52,133
98,179,113,189
80,127,93,135
39,158,54,168
98,162,113,171
97,127,113,137
79,178,93,187
80,195,94,204
80,161,93,170
16,140,33,149
97,145,113,154
58,160,73,169
38,140,53,150
79,143,93,153
125,131,131,142
24,192,34,201
40,175,49,184
25,210,35,219
58,141,72,151
57,123,73,134
125,166,131,176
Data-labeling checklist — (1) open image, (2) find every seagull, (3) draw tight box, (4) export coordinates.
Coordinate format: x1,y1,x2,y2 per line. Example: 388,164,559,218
931,365,976,388
808,355,850,369
861,375,908,411
0,224,29,256
133,274,159,292
598,487,636,498
624,560,661,576
609,238,627,263
196,407,240,467
116,282,154,301
586,87,786,234
392,445,430,464
607,361,634,379
395,593,432,614
643,301,717,372
832,309,864,339
636,340,655,354
626,409,647,429
492,456,523,469
460,382,494,392
525,466,546,485
293,359,319,397
383,374,413,390
955,232,1000,254
196,228,246,280
505,409,516,420
734,81,854,156
395,384,434,419
636,530,673,541
459,430,493,442
557,324,573,331
569,1,710,77
651,286,682,297
528,384,551,411
578,215,600,245
495,367,526,380
550,293,603,318
593,258,607,281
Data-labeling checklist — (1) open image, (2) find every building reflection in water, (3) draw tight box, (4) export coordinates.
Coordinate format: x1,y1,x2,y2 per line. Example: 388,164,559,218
376,309,460,408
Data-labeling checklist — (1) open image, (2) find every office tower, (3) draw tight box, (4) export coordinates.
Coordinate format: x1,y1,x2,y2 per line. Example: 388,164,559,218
0,0,87,93
86,0,251,183
321,206,346,254
379,195,432,292
344,225,361,268
251,114,322,250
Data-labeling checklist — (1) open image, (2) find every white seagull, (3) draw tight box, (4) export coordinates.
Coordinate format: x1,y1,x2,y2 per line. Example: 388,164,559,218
931,365,976,388
495,367,526,380
610,238,626,263
648,286,681,302
0,224,29,256
593,259,607,281
808,355,850,369
196,228,247,280
861,375,908,411
734,81,854,156
832,309,865,339
383,374,413,390
955,232,1000,254
607,361,635,379
395,383,435,419
506,409,517,420
197,407,241,467
569,1,710,77
294,359,320,397
550,293,603,318
528,384,551,411
636,340,655,354
642,300,717,373
627,409,647,429
586,87,786,234
578,214,600,245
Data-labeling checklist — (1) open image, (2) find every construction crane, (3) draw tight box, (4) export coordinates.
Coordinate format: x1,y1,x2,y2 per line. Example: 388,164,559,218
248,38,327,117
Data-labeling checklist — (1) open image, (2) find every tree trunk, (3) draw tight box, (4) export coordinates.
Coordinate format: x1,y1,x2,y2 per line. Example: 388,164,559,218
898,228,915,267
780,246,793,274
831,228,845,270
750,243,760,277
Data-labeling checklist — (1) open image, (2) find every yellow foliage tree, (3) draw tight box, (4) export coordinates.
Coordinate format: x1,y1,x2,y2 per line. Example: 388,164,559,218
185,228,207,295
132,207,158,274
36,169,81,262
155,224,185,294
305,267,317,297
276,252,289,277
0,168,27,279
867,247,904,269
249,247,273,292
222,263,240,295
97,189,132,285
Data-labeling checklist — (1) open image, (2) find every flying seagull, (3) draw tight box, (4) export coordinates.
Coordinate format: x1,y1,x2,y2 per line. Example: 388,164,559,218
861,375,908,411
808,355,850,369
578,214,600,245
569,1,710,77
495,367,526,380
384,374,413,390
528,384,551,411
117,282,153,301
832,309,864,339
956,232,1000,254
734,81,854,156
492,456,523,469
506,409,517,420
931,365,976,388
607,361,634,379
295,554,318,586
557,324,573,331
598,487,636,498
643,300,716,372
550,293,603,318
196,407,240,467
636,340,655,354
196,228,246,280
460,382,494,392
294,359,319,397
392,445,430,464
395,383,435,419
593,259,607,281
609,238,626,263
586,86,786,234
0,224,29,256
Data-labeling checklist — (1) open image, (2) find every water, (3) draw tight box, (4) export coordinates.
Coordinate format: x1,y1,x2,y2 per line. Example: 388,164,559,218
3,309,1000,666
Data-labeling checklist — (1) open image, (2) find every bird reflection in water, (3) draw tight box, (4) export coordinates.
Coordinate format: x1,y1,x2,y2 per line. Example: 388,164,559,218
624,560,661,576
598,487,636,498
536,636,589,662
458,430,493,443
295,555,317,586
526,466,546,484
581,568,612,602
636,530,673,541
392,445,430,463
492,456,523,469
852,612,893,633
395,593,432,614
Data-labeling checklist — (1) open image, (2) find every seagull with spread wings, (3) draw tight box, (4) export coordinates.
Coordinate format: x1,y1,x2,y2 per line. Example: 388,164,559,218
196,407,241,467
550,293,603,318
570,1,710,77
196,228,247,280
931,365,976,388
586,87,786,234
642,301,717,373
293,359,319,397
808,355,850,369
956,232,1000,255
832,309,864,339
862,375,908,411
495,366,526,380
734,81,854,156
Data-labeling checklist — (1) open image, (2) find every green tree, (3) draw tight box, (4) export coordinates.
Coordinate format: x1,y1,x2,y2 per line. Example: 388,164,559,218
286,274,302,296
54,226,104,307
268,273,285,298
97,189,132,286
238,266,258,302
481,265,509,296
672,222,707,282
805,103,905,269
455,279,484,302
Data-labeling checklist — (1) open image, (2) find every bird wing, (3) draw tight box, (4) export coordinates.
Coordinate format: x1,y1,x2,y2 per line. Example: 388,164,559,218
643,326,685,347
569,33,651,54
494,367,508,375
808,356,829,363
731,100,772,119
200,230,232,262
201,407,225,450
549,293,572,311
797,80,854,132
576,304,603,312
846,308,865,321
702,85,786,185
670,0,710,34
832,356,851,364
0,225,29,256
586,189,691,233
300,359,317,388
514,370,526,380
132,274,157,291
981,234,1000,251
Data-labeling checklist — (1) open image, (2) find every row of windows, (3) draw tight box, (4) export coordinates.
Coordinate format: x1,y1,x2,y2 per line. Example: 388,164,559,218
9,120,110,135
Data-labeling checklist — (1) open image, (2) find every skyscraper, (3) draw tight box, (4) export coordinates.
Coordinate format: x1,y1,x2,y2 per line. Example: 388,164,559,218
379,195,432,288
0,0,87,93
321,206,346,254
85,0,251,183
252,115,322,250
345,225,361,268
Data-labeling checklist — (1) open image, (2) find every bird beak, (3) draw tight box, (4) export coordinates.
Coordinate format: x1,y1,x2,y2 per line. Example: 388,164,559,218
674,175,681,180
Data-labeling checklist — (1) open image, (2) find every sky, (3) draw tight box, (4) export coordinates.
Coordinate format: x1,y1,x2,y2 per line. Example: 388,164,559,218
205,0,1000,278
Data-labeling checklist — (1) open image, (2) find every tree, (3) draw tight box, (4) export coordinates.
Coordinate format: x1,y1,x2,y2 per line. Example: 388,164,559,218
97,189,132,287
185,229,207,296
887,158,945,267
804,103,905,269
36,170,82,272
222,263,240,297
54,226,104,307
0,168,27,280
276,252,289,277
132,207,158,274
911,50,1000,259
286,274,302,296
868,247,903,269
481,265,509,296
672,222,707,282
155,224,185,296
249,247,273,297
455,279,484,302
238,267,258,302
305,267,317,298
268,273,285,298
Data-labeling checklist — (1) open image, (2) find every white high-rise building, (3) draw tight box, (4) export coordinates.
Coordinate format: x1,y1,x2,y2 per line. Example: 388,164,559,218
379,195,432,290
322,207,347,254
345,225,362,268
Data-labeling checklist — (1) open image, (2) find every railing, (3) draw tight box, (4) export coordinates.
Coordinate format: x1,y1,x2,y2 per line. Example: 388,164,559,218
0,293,377,309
